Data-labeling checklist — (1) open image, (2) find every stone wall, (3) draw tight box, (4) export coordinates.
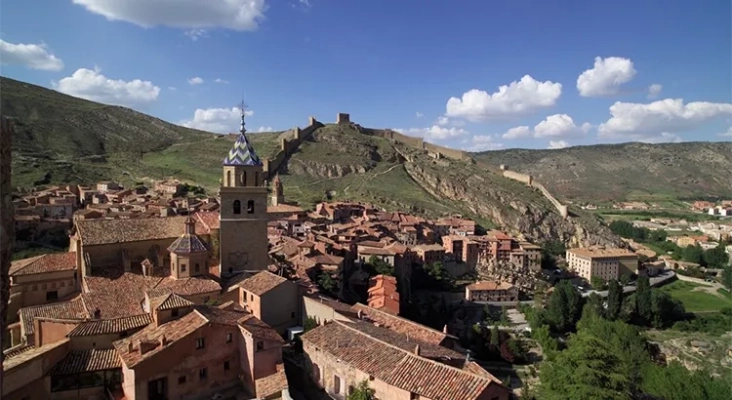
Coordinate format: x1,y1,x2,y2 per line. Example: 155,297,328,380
361,128,471,162
501,168,569,218
263,117,323,179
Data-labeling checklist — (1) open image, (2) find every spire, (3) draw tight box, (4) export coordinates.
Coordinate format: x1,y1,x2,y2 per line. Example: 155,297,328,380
184,213,196,235
222,99,262,166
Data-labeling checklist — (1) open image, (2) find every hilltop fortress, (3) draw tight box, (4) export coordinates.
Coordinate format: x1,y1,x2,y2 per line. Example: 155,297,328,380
262,113,569,219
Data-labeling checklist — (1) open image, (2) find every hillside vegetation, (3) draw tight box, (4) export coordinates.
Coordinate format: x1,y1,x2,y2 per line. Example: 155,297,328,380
3,76,625,246
474,142,732,202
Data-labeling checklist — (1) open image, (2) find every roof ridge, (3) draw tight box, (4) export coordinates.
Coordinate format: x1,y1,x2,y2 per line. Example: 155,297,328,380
353,303,448,336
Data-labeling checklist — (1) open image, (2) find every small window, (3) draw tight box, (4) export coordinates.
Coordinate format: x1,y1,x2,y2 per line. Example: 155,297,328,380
256,341,264,351
46,291,58,301
233,200,241,215
195,263,200,272
250,294,254,302
226,333,233,343
247,200,254,214
181,264,187,272
334,375,341,395
224,361,230,371
196,338,205,349
349,386,355,395
199,368,207,380
172,308,179,317
178,376,186,385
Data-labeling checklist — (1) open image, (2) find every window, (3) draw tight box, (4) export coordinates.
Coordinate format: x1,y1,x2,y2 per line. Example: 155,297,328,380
195,263,200,272
256,341,264,351
348,386,354,395
46,291,58,301
171,308,179,317
250,294,254,302
334,375,341,394
199,368,207,380
181,263,186,272
196,338,205,349
226,333,233,343
247,200,254,214
242,172,247,186
178,376,186,385
411,394,421,400
224,361,230,371
233,200,241,215
227,171,232,187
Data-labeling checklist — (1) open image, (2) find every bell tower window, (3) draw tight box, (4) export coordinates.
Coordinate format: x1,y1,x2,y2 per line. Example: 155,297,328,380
226,171,232,187
242,172,247,186
247,200,254,214
233,200,241,215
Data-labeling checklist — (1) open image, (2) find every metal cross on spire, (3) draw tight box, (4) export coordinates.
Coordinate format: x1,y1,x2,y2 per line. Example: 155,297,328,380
238,97,248,134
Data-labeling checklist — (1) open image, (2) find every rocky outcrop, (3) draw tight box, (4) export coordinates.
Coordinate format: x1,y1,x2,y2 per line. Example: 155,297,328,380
404,161,623,248
287,159,372,178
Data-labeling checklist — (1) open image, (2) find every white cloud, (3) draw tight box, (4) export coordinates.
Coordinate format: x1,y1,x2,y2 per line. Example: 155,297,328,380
577,56,637,97
446,75,562,122
257,126,273,132
214,78,229,84
168,86,177,91
188,77,204,85
639,132,683,144
647,84,663,99
501,126,532,140
415,112,424,118
718,126,732,137
598,98,732,142
298,0,312,8
0,39,64,71
533,114,591,139
184,29,208,41
393,125,469,141
501,114,590,140
181,107,254,133
436,116,449,126
468,135,504,152
53,67,160,107
548,140,569,149
72,0,267,31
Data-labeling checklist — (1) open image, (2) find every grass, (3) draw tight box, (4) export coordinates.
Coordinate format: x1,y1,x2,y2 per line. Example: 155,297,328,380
593,209,721,222
658,280,732,312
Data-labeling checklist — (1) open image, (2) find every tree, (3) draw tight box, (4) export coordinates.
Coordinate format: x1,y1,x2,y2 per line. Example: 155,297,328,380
317,272,336,292
538,332,632,400
722,266,732,291
368,255,394,276
650,290,685,329
499,306,510,326
682,244,705,265
591,276,606,291
347,380,376,400
490,325,500,349
703,245,730,269
586,292,605,319
619,273,632,286
303,316,318,332
635,276,652,324
606,279,623,321
545,280,584,333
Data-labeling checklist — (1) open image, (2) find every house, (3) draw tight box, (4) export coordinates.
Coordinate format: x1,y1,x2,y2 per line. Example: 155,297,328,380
465,281,519,302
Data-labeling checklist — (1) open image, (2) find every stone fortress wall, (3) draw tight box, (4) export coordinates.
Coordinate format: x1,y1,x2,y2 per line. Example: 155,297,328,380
500,165,569,218
260,112,568,218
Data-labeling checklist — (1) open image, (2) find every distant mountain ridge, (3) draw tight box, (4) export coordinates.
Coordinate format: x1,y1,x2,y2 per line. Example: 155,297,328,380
473,141,732,202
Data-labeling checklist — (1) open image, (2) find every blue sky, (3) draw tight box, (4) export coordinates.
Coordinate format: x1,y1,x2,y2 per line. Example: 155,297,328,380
1,0,730,151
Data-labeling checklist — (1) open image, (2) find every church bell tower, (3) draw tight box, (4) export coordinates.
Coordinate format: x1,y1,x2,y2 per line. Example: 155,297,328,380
219,102,269,277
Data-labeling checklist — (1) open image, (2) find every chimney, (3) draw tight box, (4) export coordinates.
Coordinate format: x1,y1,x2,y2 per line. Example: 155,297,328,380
443,324,448,334
139,340,158,355
466,349,472,362
127,342,134,353
414,344,421,356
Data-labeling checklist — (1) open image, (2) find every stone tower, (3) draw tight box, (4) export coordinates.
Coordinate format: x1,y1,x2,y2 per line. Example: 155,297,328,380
219,106,269,277
271,173,284,206
167,215,209,279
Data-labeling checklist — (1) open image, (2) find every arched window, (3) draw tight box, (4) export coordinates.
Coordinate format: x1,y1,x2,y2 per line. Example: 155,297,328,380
247,200,254,214
226,170,232,187
233,200,241,215
242,172,247,186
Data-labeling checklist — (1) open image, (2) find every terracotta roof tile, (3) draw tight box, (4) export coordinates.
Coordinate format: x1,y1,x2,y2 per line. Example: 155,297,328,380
301,321,501,400
151,293,194,311
3,344,34,359
114,310,208,368
238,271,287,296
255,364,289,398
238,314,285,344
19,297,91,336
75,216,208,246
10,252,77,276
3,340,69,372
68,315,153,336
50,349,121,375
195,212,220,231
351,304,447,345
268,204,304,214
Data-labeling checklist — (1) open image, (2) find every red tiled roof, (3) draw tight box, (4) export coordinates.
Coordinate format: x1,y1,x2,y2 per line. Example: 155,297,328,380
19,297,91,336
238,271,287,296
50,349,121,375
68,315,153,336
3,340,69,372
301,321,502,400
75,216,209,246
466,281,515,291
195,211,220,231
10,252,77,276
151,293,194,311
350,304,447,345
238,314,286,344
255,364,288,398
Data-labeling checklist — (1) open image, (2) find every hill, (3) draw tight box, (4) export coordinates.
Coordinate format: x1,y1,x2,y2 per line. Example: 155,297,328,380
473,142,732,204
2,76,621,247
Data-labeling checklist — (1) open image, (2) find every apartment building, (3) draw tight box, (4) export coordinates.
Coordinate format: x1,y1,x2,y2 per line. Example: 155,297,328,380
566,247,638,281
